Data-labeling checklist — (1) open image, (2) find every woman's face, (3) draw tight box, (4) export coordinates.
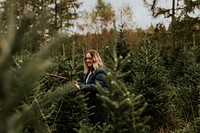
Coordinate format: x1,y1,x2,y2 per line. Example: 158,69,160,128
85,53,93,67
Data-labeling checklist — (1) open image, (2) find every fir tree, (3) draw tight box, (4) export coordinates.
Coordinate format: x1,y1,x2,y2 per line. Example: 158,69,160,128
40,47,90,133
103,45,131,81
100,46,148,133
166,46,200,132
0,1,87,132
0,34,68,132
170,46,200,120
131,37,171,131
115,24,134,83
116,24,130,58
55,90,90,133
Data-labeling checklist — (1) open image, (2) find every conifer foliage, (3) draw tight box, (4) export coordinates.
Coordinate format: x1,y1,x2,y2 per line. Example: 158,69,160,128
170,46,200,121
100,46,148,133
1,0,200,132
115,24,134,83
42,54,90,133
0,1,85,132
116,24,130,58
0,34,69,133
131,38,170,131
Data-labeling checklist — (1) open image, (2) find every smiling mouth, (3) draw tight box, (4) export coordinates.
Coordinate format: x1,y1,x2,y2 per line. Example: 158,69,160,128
87,62,92,65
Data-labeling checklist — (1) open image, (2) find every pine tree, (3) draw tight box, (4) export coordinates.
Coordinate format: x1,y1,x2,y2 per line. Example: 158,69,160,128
131,37,171,131
115,24,134,83
98,77,148,133
116,24,130,58
100,46,149,133
165,46,200,132
54,90,90,133
103,45,131,81
0,33,69,133
0,1,86,132
42,53,90,133
170,46,200,120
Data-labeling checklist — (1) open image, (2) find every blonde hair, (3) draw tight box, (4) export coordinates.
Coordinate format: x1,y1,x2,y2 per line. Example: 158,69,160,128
83,50,103,74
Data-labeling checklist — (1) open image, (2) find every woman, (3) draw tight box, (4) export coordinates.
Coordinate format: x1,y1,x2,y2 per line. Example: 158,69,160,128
74,49,109,125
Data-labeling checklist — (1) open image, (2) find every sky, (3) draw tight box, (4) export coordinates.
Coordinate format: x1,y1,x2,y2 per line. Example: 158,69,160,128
78,0,172,29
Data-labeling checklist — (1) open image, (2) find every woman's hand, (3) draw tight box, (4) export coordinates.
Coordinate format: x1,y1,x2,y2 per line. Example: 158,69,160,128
74,81,80,89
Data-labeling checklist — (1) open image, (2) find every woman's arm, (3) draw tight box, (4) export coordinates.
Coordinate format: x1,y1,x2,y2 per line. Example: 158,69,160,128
79,72,107,92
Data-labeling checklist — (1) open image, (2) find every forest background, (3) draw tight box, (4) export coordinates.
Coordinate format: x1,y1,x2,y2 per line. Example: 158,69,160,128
0,0,200,133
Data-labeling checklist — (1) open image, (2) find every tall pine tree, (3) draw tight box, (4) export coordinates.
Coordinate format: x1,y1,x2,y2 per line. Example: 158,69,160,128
131,37,171,131
100,45,148,133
